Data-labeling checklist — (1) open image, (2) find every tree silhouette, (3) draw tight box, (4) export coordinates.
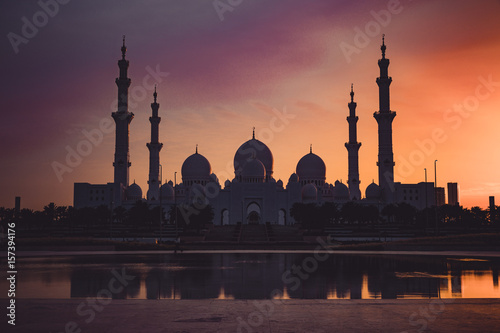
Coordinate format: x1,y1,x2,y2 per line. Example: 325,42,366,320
381,204,396,224
394,202,417,225
126,200,150,227
113,206,127,224
170,204,214,232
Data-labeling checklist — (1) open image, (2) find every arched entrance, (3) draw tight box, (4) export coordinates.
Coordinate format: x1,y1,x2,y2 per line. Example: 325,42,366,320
278,209,286,225
246,202,261,224
221,209,229,225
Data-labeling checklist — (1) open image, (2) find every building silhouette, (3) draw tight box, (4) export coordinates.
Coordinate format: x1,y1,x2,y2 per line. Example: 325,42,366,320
435,187,446,206
447,182,459,206
74,36,444,224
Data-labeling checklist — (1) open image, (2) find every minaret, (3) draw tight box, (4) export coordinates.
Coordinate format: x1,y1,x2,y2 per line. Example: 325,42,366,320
373,35,396,202
147,86,163,201
345,84,361,200
112,36,134,204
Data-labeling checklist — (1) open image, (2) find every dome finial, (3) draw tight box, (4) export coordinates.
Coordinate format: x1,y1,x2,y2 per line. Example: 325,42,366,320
350,83,354,102
196,144,198,154
153,84,157,103
381,34,386,59
121,35,127,59
252,127,255,139
310,144,312,154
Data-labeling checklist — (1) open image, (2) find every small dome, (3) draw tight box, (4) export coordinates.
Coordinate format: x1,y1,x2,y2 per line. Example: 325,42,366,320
288,173,299,183
334,180,349,200
160,182,175,200
242,157,266,180
301,183,318,202
277,179,283,188
127,182,142,201
366,182,381,200
296,149,326,182
210,173,219,184
168,180,173,186
234,134,274,179
181,149,212,182
224,179,231,188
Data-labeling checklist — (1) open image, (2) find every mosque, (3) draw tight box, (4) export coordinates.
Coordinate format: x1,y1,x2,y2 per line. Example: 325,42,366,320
74,36,436,225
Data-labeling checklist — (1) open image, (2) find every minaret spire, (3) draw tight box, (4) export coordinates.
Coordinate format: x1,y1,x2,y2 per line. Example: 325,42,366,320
112,37,134,204
381,34,386,59
345,84,361,200
374,35,396,202
252,127,255,139
147,86,163,201
310,144,312,154
121,35,127,59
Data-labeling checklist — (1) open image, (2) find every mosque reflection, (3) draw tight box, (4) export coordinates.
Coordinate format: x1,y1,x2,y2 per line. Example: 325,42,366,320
59,254,500,300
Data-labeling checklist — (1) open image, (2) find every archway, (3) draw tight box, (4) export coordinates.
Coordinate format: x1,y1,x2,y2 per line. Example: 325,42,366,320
246,202,261,224
221,209,229,225
278,209,286,225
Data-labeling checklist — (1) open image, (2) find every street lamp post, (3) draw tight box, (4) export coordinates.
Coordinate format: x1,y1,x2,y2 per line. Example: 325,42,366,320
425,167,428,207
159,164,162,244
434,159,438,234
434,160,438,188
425,168,428,231
174,172,178,238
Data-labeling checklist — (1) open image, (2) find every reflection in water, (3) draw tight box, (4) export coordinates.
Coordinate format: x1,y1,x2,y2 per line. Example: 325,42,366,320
4,253,500,300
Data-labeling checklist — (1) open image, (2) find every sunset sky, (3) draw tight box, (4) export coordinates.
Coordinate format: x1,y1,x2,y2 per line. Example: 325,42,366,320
1,0,500,210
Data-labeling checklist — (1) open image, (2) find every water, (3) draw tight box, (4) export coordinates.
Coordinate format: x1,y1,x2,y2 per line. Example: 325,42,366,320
3,253,500,299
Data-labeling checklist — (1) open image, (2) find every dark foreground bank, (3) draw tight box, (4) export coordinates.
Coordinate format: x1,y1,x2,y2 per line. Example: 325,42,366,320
4,299,500,333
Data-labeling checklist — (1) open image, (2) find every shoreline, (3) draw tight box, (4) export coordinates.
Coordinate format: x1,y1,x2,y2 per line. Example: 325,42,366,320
9,298,500,332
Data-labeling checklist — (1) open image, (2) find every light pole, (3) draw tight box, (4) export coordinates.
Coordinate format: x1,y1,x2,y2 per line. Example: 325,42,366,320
425,168,428,232
174,171,178,238
425,168,428,208
159,164,162,244
434,159,438,234
434,160,438,188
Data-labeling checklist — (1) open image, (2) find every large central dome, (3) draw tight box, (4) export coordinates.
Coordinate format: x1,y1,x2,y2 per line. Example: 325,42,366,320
296,147,326,184
234,131,273,180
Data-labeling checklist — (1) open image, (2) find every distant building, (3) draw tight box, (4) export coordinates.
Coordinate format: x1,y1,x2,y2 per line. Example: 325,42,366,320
394,182,435,210
435,187,445,206
73,183,114,209
15,196,20,213
447,182,459,205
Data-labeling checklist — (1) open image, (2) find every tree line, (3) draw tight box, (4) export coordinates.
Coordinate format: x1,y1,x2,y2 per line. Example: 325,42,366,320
290,201,498,229
0,201,497,232
0,201,214,233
